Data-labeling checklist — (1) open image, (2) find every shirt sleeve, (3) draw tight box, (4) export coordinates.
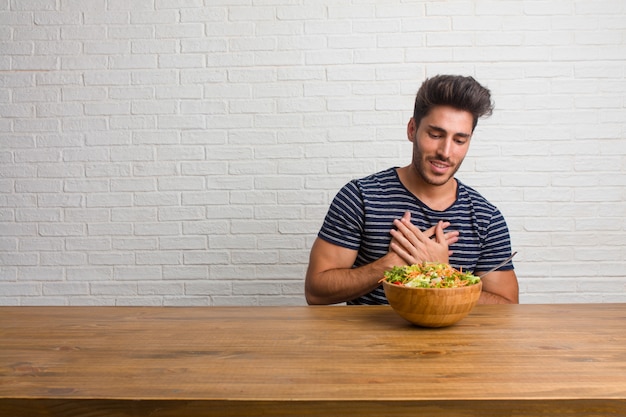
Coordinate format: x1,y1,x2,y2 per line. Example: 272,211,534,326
317,180,365,251
475,208,515,272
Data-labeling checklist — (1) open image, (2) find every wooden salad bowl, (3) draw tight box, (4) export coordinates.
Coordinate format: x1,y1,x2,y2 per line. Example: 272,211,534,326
382,280,482,328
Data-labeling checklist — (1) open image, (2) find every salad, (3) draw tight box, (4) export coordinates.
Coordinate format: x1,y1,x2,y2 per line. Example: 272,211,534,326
382,262,480,288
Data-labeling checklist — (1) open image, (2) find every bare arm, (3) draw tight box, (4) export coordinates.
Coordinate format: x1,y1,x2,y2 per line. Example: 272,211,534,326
304,238,402,305
477,269,519,304
305,213,458,305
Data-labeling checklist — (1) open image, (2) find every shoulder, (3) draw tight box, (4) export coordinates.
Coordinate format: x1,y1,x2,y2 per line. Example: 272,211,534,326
456,180,499,213
336,167,402,201
328,168,399,213
351,167,399,189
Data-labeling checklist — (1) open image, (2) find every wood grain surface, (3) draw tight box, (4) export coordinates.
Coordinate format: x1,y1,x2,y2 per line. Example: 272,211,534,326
1,304,625,416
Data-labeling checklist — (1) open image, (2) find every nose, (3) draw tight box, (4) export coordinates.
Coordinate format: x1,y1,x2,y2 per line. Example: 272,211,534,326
437,137,453,160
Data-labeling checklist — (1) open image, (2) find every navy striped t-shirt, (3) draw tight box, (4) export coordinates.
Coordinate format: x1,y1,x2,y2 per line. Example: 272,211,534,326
318,167,514,305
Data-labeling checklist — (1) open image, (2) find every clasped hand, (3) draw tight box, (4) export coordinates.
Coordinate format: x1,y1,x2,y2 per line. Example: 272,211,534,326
388,211,459,266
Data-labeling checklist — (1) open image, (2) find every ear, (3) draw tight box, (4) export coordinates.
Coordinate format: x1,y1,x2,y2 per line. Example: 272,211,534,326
407,118,417,142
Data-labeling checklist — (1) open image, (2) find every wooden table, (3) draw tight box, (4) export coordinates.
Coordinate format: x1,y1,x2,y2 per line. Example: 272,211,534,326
1,304,625,416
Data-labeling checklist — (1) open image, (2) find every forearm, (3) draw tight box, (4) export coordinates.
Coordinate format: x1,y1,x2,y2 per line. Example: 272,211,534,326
478,289,518,304
305,254,399,305
477,270,519,304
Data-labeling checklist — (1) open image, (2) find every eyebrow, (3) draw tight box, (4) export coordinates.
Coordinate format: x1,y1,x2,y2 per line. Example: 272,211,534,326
428,125,472,139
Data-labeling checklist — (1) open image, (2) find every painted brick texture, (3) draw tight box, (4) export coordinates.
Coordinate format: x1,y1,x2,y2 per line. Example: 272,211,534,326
0,1,625,305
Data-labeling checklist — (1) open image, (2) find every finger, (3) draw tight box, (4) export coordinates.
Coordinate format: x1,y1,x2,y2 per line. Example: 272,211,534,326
423,221,451,239
392,219,420,245
389,240,416,265
389,228,415,250
423,225,437,238
434,221,446,243
444,231,459,245
389,228,423,263
396,216,430,244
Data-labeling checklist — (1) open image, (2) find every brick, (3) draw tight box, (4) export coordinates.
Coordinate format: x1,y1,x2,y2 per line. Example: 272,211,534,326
89,253,134,265
157,177,205,191
112,238,158,251
91,282,137,296
134,222,179,236
160,236,206,250
204,176,252,191
116,297,163,306
184,281,231,296
86,193,133,208
110,178,156,192
159,53,205,69
15,178,62,192
111,207,157,222
0,162,32,181
85,131,131,146
62,118,108,132
87,223,133,236
110,115,155,130
0,253,38,266
163,296,210,306
132,99,177,114
0,237,17,250
84,70,130,86
229,191,276,205
180,100,226,115
180,161,228,175
15,208,61,222
136,251,180,265
61,55,108,70
131,10,178,24
84,40,130,55
138,281,184,295
0,283,41,296
85,163,132,177
43,282,89,296
181,191,229,206
133,163,178,177
162,266,208,280
157,115,205,129
179,7,225,22
110,147,154,162
183,251,230,265
62,86,107,101
158,206,205,221
181,220,229,235
232,281,281,296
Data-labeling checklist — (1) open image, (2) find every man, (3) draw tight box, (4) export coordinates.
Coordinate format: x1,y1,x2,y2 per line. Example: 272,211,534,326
305,74,519,305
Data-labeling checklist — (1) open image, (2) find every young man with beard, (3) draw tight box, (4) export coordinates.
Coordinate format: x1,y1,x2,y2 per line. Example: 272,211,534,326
305,74,519,305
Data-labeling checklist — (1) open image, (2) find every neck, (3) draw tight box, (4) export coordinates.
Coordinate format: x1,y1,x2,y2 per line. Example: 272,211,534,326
397,165,458,211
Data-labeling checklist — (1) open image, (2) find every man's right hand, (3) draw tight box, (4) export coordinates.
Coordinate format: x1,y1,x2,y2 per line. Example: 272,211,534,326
388,211,458,266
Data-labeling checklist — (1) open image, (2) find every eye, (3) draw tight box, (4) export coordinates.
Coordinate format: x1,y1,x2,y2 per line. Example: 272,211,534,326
429,132,442,139
453,134,471,145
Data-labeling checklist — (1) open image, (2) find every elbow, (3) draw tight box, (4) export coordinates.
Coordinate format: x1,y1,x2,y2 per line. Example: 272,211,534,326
304,287,327,305
305,295,320,305
304,270,330,305
305,277,336,305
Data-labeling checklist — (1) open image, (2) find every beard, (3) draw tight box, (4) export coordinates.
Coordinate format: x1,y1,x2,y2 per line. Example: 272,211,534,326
411,146,463,187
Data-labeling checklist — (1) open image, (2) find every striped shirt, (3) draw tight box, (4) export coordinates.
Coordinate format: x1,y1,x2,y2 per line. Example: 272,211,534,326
318,167,514,305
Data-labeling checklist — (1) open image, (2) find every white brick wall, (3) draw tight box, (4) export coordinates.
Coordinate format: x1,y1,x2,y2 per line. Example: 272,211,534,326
1,1,625,306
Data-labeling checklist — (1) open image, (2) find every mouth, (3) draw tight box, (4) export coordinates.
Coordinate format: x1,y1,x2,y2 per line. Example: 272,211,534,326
429,159,451,175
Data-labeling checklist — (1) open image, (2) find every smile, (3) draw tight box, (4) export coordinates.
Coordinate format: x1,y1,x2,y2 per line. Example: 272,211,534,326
430,160,451,173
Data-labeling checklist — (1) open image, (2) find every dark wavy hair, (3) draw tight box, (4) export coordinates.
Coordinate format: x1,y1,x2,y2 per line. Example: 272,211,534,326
412,75,494,131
